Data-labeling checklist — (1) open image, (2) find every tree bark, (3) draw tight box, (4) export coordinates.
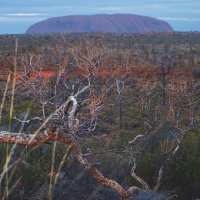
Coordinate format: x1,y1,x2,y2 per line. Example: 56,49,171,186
0,131,129,199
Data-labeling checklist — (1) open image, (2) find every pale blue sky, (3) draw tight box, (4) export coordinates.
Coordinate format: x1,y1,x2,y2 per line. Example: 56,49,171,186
0,0,199,34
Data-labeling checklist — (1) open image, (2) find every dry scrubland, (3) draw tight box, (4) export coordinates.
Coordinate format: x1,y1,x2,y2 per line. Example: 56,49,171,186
0,33,200,200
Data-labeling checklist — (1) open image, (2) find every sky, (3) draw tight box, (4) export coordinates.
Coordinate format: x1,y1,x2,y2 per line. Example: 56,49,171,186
0,0,199,34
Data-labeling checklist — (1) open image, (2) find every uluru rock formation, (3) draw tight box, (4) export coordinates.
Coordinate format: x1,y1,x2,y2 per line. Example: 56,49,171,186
26,14,173,34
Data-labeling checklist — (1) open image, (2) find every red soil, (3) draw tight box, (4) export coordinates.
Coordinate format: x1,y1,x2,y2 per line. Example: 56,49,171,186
1,66,193,85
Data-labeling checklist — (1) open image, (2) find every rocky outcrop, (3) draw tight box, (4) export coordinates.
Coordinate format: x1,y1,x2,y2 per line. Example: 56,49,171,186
26,14,173,34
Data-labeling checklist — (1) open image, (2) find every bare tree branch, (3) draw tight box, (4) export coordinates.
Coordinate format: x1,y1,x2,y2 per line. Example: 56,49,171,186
130,158,150,191
0,131,129,199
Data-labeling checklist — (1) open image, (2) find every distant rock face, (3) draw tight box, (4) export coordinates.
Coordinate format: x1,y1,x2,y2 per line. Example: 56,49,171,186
26,14,173,34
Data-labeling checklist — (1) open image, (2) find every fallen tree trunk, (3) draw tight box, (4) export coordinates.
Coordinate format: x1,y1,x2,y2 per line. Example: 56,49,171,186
0,131,129,199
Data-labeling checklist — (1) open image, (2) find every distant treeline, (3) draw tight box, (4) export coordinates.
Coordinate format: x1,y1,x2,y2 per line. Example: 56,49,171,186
1,32,200,72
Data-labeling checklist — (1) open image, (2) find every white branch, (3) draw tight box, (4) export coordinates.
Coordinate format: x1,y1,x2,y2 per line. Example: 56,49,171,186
68,96,78,131
129,135,145,145
153,165,164,191
130,158,150,191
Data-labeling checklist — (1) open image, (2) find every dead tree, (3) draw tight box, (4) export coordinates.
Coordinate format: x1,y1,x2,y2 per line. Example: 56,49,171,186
0,40,180,200
116,79,125,130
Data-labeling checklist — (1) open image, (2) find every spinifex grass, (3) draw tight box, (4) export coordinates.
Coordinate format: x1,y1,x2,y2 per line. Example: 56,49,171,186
0,39,18,200
53,144,73,186
0,74,11,124
48,132,73,200
48,131,59,200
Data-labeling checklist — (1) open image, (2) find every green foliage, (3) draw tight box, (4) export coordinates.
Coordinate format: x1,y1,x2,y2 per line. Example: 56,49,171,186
162,130,200,199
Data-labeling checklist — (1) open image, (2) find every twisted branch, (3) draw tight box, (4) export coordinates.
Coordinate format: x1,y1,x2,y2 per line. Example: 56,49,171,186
0,131,129,199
